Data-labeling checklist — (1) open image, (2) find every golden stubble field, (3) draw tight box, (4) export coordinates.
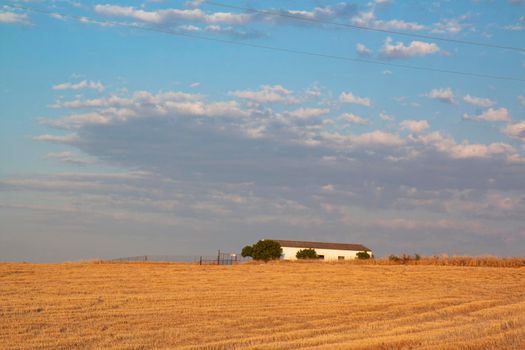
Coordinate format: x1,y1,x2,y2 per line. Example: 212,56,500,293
1,261,524,350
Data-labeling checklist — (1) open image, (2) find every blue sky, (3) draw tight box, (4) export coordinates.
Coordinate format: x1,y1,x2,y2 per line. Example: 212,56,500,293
1,0,524,261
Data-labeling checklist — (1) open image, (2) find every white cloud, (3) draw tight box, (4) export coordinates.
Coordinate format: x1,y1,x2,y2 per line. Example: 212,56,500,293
380,37,440,59
49,96,126,109
416,131,517,160
189,82,201,88
185,0,205,7
201,24,263,39
518,96,525,107
54,171,149,180
352,11,424,31
504,23,524,31
352,130,404,147
286,108,329,119
45,152,94,165
267,3,357,24
504,16,524,30
379,111,394,121
400,120,429,133
431,15,470,34
49,90,206,109
0,11,29,24
94,3,356,29
373,0,392,5
339,92,371,107
503,121,525,146
503,15,525,30
320,129,404,148
306,84,322,98
33,134,79,144
463,94,495,108
338,113,368,125
41,112,112,129
43,94,248,129
52,80,105,92
425,88,454,104
178,24,201,32
449,143,515,159
94,4,252,25
356,43,372,57
464,108,510,122
229,85,298,104
50,13,66,21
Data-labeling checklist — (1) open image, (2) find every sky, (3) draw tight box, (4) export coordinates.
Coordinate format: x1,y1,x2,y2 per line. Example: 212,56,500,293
1,0,524,262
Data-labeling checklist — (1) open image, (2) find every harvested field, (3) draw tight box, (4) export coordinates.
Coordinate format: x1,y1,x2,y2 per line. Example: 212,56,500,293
1,261,524,349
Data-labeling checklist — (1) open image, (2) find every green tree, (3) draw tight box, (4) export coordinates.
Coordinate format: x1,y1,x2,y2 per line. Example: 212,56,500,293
296,248,318,259
241,245,253,258
251,240,282,261
356,251,371,260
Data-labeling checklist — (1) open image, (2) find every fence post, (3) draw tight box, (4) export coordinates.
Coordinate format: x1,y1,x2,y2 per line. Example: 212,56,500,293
199,256,202,265
217,250,220,265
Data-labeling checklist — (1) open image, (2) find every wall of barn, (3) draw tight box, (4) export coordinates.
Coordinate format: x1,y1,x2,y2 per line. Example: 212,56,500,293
281,247,371,261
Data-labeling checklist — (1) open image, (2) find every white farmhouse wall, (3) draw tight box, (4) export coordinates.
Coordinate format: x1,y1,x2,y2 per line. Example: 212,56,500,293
281,246,371,261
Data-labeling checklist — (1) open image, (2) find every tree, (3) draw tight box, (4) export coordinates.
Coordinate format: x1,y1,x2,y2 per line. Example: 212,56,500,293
356,251,371,260
251,240,282,261
296,248,318,259
241,245,253,258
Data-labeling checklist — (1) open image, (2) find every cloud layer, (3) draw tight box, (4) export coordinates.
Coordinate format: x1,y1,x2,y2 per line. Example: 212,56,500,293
2,0,525,260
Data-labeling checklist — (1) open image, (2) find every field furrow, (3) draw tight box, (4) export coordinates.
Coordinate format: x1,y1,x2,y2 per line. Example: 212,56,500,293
1,262,524,349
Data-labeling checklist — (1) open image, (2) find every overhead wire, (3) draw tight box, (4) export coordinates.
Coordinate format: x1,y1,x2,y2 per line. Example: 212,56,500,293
10,4,525,83
203,1,525,53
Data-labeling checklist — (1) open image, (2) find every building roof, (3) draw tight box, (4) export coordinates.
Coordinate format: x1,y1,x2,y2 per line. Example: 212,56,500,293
272,239,371,252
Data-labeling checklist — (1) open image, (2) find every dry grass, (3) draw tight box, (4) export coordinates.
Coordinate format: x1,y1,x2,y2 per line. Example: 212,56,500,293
324,255,525,268
1,261,524,350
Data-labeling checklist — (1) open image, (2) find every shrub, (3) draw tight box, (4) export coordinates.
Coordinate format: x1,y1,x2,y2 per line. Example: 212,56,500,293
356,251,371,260
387,253,421,264
296,248,318,259
241,245,253,258
251,240,282,262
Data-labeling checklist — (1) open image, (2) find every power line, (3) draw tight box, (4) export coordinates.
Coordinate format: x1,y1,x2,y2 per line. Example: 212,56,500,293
12,5,525,83
204,0,525,53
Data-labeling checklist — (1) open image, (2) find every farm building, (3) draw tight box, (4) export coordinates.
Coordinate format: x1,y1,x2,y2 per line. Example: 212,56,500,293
273,239,372,261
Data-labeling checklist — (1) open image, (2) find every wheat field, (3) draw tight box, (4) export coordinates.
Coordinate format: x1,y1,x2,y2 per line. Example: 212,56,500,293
1,261,524,350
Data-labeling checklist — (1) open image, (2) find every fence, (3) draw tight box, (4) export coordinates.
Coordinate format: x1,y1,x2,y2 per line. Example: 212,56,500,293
198,251,243,265
113,251,249,265
112,255,199,263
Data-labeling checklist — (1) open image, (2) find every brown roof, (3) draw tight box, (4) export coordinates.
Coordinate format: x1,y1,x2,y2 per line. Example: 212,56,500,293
271,239,371,252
